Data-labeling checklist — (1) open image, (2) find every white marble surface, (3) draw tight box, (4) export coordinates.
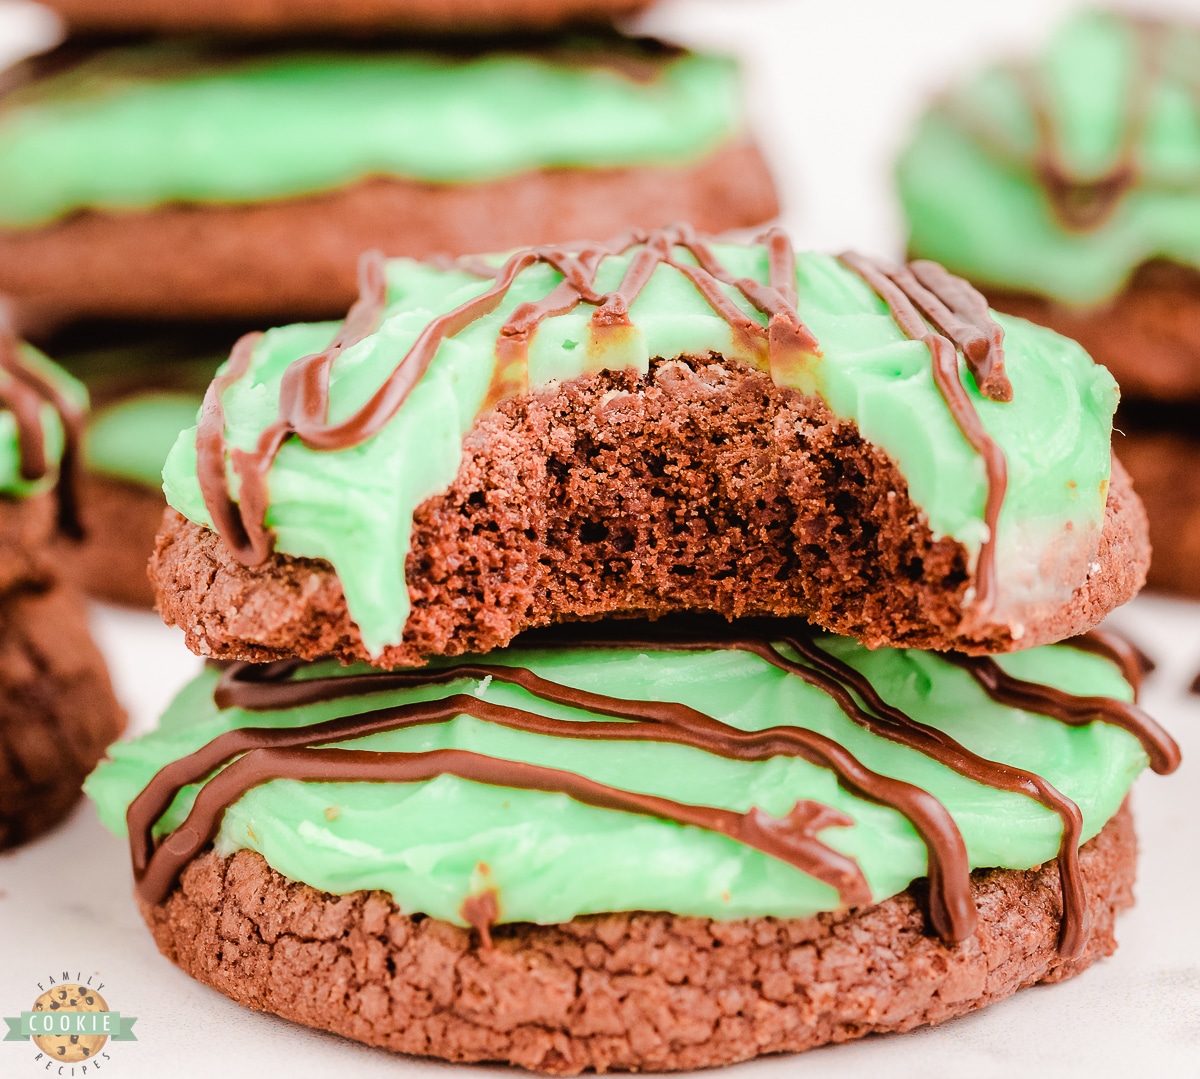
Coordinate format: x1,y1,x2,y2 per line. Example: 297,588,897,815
1,0,1200,1075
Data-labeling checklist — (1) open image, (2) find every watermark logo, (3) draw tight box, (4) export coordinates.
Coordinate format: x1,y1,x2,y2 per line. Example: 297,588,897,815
4,973,136,1072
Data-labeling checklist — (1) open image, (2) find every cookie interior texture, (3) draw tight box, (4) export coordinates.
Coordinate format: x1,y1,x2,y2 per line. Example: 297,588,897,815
136,807,1136,1073
899,9,1200,309
42,0,654,35
154,235,1134,660
151,374,1148,666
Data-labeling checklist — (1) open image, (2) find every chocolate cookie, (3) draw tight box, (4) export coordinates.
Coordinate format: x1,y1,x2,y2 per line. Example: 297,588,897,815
0,40,776,327
149,230,1145,664
88,630,1170,1069
137,807,1135,1074
42,0,654,36
0,321,126,846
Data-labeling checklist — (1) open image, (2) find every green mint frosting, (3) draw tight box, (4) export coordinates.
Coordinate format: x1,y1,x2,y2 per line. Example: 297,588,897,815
0,346,86,500
0,41,742,228
85,638,1145,925
162,243,1117,656
899,10,1200,306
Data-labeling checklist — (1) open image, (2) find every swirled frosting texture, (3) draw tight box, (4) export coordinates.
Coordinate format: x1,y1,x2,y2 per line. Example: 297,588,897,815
162,240,1117,655
0,41,742,228
900,10,1200,306
85,639,1146,926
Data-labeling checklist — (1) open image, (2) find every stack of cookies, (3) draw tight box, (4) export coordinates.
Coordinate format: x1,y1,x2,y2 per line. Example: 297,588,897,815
0,0,777,605
899,8,1200,598
0,314,124,850
87,225,1180,1071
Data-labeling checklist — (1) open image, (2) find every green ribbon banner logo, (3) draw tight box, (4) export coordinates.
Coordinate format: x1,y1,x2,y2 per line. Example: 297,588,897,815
4,1011,138,1041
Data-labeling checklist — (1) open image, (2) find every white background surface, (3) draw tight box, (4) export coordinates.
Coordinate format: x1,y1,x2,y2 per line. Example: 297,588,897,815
1,1,1199,1076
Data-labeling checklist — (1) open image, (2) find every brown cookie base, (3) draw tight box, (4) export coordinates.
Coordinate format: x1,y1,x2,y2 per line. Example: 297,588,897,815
44,0,652,35
0,580,126,850
1114,418,1200,598
139,804,1136,1073
56,473,165,609
986,259,1200,404
2,142,778,329
150,356,1148,666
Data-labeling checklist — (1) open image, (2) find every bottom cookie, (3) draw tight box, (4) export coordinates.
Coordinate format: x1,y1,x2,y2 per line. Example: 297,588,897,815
0,581,125,848
140,804,1135,1074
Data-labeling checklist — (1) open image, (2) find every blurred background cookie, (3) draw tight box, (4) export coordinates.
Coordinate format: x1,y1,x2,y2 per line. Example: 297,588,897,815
0,318,125,849
47,322,236,607
0,36,777,328
40,0,654,37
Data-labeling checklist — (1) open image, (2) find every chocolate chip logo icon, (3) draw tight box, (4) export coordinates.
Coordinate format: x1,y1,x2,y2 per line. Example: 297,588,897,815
30,986,108,1062
4,973,137,1068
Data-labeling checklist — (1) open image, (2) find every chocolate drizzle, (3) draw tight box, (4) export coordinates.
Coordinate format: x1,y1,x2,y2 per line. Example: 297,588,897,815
125,620,1177,956
1029,16,1166,230
197,252,389,563
838,253,1009,617
945,651,1178,775
129,722,875,918
0,311,84,537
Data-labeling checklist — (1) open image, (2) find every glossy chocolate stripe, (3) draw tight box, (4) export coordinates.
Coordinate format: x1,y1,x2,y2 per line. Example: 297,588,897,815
838,252,1008,618
766,633,1091,956
946,653,1180,775
905,260,1010,400
134,744,871,912
196,331,264,562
